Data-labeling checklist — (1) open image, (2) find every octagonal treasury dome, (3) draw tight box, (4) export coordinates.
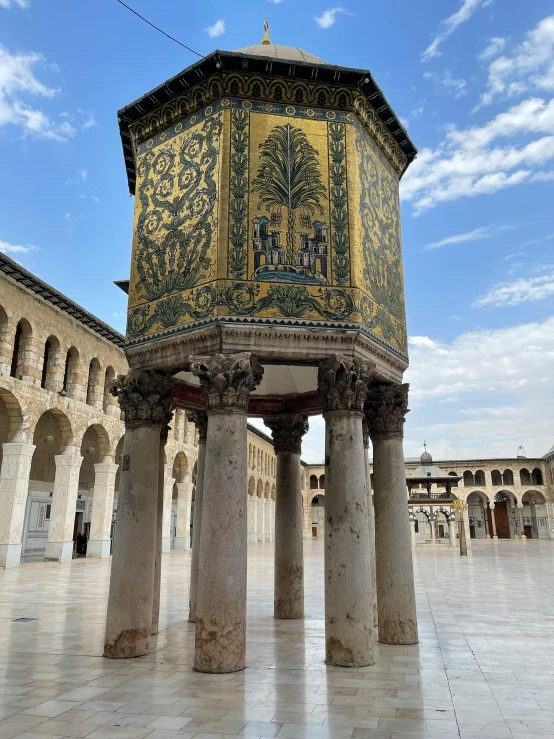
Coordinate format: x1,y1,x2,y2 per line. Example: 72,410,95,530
118,33,417,386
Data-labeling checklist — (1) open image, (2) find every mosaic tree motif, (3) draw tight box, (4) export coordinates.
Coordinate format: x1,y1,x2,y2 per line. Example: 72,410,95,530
252,123,326,267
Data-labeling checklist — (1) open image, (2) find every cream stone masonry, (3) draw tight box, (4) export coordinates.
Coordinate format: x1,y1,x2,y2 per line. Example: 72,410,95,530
44,451,83,562
87,461,118,558
0,442,35,567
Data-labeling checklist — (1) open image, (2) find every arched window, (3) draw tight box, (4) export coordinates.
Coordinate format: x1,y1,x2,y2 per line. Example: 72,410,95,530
319,474,325,489
448,471,459,487
103,366,116,413
86,358,101,406
531,468,543,485
10,319,32,380
519,468,530,486
474,470,485,486
491,469,502,486
310,474,318,489
503,469,514,486
63,347,80,398
463,471,474,487
41,339,51,388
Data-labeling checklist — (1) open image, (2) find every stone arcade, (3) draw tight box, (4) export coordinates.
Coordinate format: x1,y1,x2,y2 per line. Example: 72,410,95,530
105,29,419,671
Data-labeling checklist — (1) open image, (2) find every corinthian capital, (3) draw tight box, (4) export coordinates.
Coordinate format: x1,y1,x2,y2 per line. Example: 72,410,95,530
317,354,373,414
110,370,175,428
365,383,409,441
264,414,309,454
186,410,208,441
189,353,263,413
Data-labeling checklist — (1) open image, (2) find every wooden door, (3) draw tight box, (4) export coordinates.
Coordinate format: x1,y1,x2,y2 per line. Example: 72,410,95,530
312,526,318,538
494,502,511,538
524,525,533,539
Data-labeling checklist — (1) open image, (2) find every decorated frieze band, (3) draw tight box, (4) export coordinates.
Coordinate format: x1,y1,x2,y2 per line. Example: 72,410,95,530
364,382,409,441
110,370,175,428
189,352,263,413
186,410,208,441
129,73,408,177
264,413,309,454
318,354,375,413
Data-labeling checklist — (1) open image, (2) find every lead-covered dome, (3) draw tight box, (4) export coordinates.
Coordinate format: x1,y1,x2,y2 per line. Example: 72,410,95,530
235,43,325,65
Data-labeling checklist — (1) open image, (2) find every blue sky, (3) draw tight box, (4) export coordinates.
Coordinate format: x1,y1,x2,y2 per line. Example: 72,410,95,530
1,0,553,461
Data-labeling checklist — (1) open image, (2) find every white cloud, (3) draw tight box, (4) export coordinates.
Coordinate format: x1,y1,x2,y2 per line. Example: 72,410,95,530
424,69,468,98
64,168,88,187
473,271,554,308
421,0,492,62
0,239,35,254
523,232,554,246
403,317,554,458
478,15,554,108
314,7,350,29
0,45,94,142
478,36,507,61
401,96,554,213
267,0,283,4
204,19,225,37
422,224,514,251
0,0,29,8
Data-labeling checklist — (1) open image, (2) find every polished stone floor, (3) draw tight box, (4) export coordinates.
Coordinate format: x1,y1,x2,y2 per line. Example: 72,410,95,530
1,540,554,739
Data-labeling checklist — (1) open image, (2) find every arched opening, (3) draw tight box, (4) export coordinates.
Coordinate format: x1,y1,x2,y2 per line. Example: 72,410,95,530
311,493,325,537
264,481,270,499
474,470,485,486
248,476,255,496
256,479,263,498
463,470,474,487
433,510,450,540
172,451,188,483
467,491,490,539
519,468,531,486
414,509,432,542
77,424,111,555
63,347,81,399
271,483,275,499
40,335,62,391
319,474,325,489
0,388,25,469
26,409,74,561
522,490,548,539
309,474,318,490
448,471,459,487
489,491,518,539
0,304,9,369
103,366,117,414
531,468,543,486
86,358,102,407
10,319,33,380
491,469,502,486
503,469,514,486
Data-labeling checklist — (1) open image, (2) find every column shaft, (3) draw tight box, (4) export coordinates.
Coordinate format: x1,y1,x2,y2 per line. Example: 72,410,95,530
0,443,35,568
105,425,161,656
363,434,378,628
45,451,83,563
188,419,207,623
152,433,167,637
174,480,192,550
490,504,498,538
247,495,257,543
274,451,304,618
161,475,173,552
87,462,118,558
257,498,265,541
518,505,526,539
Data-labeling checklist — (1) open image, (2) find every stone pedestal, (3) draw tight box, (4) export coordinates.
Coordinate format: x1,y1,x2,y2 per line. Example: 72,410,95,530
187,411,207,623
45,450,83,562
87,461,118,559
0,443,35,568
366,382,418,646
264,414,308,620
318,355,375,667
104,370,174,658
174,480,192,550
190,353,262,673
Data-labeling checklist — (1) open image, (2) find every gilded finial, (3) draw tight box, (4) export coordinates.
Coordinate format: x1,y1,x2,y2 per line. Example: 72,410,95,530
261,19,271,45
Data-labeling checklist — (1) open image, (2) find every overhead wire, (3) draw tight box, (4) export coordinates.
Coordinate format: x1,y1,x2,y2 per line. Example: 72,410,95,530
115,0,204,58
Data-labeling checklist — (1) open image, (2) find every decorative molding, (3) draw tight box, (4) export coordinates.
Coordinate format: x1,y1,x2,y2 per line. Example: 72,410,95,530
365,382,409,441
110,370,175,428
189,353,263,413
228,109,249,278
318,354,374,413
264,413,309,454
186,410,208,441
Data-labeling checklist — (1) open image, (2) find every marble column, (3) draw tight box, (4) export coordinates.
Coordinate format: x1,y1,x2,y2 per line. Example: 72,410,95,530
366,382,418,646
409,516,416,547
489,503,498,538
87,461,118,558
45,450,83,562
0,442,35,568
161,475,174,552
174,478,192,550
362,420,378,627
257,497,265,542
449,517,457,547
152,425,169,637
264,414,308,620
187,410,207,623
318,354,375,667
518,504,526,539
190,353,263,673
104,370,174,658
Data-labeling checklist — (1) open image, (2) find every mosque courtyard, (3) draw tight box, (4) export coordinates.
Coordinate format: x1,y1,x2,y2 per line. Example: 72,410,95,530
0,541,552,739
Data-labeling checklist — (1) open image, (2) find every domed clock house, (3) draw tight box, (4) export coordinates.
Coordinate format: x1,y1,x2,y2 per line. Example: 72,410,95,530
106,24,419,674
